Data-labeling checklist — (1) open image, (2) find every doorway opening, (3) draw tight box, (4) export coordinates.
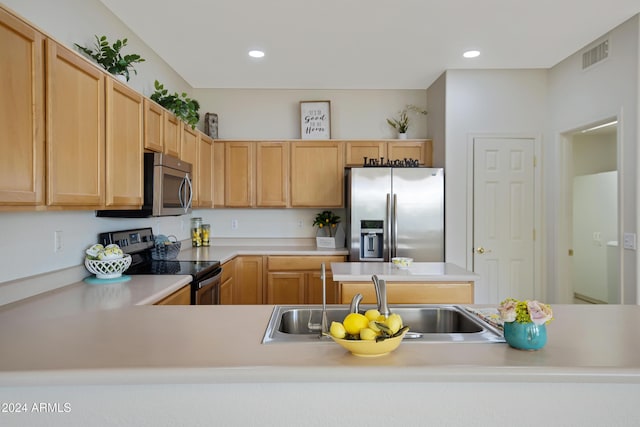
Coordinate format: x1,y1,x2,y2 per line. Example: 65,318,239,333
562,119,619,304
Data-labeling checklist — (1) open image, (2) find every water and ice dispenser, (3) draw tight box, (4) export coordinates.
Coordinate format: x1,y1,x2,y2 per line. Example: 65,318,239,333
360,220,383,260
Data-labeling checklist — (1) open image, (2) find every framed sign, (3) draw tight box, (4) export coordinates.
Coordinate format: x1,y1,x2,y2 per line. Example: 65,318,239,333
300,101,331,139
204,112,218,139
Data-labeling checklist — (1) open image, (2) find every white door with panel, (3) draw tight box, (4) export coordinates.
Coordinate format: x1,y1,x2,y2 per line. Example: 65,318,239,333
473,137,536,303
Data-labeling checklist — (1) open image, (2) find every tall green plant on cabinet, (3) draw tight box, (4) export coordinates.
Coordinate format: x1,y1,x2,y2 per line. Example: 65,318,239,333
150,80,200,129
74,35,145,82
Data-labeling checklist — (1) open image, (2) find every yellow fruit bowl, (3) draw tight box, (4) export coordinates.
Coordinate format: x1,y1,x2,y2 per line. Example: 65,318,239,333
329,329,409,357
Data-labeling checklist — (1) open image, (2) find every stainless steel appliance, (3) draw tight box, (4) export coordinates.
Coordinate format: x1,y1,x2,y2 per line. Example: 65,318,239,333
98,228,222,305
97,153,193,218
345,167,444,262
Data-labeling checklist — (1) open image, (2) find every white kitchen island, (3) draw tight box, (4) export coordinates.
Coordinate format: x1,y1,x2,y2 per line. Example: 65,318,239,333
0,273,639,427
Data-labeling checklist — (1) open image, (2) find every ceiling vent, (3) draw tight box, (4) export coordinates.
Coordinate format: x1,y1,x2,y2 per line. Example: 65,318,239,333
582,39,609,70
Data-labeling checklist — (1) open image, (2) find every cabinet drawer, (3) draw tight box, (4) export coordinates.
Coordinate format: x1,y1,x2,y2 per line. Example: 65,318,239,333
267,256,345,271
340,282,474,304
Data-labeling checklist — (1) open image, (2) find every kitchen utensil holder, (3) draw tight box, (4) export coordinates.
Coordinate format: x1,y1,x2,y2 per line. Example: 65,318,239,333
151,236,181,260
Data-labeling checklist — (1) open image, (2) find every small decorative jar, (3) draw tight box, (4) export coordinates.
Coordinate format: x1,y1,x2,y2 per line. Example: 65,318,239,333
503,321,547,351
191,217,202,247
202,224,211,246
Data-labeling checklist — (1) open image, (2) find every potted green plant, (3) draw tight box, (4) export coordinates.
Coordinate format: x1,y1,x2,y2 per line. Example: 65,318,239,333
74,35,145,82
386,104,427,139
150,80,200,129
313,210,345,248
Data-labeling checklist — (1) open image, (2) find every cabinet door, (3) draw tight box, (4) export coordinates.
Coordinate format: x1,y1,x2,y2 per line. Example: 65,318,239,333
345,141,386,166
163,111,181,158
197,132,214,208
256,142,289,207
181,124,199,206
234,256,263,304
213,142,225,207
387,140,433,166
0,9,44,206
105,78,143,208
154,285,191,305
290,141,344,207
46,40,105,207
143,99,163,152
266,272,305,304
220,277,233,304
340,281,474,304
307,271,338,304
225,142,254,207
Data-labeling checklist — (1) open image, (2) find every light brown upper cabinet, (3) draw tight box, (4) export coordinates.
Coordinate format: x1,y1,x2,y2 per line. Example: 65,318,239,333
163,111,181,158
213,142,225,207
197,132,214,208
256,142,289,207
223,141,289,208
143,99,164,153
0,8,45,207
181,124,199,206
225,141,254,207
345,139,433,167
290,141,344,207
46,39,105,208
104,78,143,208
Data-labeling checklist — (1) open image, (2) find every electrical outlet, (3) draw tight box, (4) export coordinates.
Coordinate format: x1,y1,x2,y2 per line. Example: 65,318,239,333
623,232,636,250
231,219,238,230
54,230,63,253
297,219,304,228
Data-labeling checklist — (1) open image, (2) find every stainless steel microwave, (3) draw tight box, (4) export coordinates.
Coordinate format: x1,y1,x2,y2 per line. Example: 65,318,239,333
97,153,193,218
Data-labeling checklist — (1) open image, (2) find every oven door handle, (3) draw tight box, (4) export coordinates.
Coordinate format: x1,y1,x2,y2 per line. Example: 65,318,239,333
197,269,222,290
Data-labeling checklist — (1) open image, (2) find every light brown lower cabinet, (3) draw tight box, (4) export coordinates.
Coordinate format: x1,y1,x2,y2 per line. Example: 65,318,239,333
233,256,264,304
266,256,346,305
220,258,236,305
339,281,474,305
154,285,191,305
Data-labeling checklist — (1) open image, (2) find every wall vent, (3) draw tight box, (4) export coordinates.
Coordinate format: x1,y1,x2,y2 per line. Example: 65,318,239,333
582,39,609,69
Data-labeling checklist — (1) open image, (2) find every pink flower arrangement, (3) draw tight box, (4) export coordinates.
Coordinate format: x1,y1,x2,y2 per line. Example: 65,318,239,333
498,298,553,325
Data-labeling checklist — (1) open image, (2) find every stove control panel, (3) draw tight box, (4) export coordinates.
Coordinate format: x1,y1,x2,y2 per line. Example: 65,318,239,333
99,227,155,254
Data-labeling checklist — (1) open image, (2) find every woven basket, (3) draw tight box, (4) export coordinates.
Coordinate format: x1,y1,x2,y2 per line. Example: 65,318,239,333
85,254,132,279
151,236,181,260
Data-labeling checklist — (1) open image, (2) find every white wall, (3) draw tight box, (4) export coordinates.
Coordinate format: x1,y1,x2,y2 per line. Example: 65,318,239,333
426,72,446,168
546,15,639,304
0,0,426,283
195,89,428,140
437,69,547,270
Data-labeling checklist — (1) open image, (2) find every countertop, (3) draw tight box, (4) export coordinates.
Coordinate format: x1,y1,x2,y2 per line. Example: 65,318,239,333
176,243,348,264
330,262,479,282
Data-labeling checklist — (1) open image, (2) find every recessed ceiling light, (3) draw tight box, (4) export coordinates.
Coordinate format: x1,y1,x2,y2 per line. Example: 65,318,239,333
248,50,265,58
463,50,480,58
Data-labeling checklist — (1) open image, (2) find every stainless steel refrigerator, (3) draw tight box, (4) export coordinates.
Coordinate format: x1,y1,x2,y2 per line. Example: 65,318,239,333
345,167,444,262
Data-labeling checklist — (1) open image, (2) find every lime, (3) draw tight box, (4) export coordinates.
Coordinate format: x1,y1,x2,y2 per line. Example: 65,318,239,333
343,313,369,335
329,321,346,339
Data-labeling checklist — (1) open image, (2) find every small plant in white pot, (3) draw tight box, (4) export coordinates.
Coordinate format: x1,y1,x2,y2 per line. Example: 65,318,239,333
386,104,427,139
74,35,145,82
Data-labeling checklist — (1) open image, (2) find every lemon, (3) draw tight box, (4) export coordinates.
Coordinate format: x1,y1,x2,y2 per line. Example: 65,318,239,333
385,315,402,334
329,321,346,339
376,314,387,322
388,313,403,328
359,327,377,341
364,309,381,322
343,313,369,335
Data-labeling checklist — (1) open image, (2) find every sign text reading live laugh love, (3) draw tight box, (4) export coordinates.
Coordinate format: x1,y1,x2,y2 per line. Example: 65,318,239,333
363,157,421,167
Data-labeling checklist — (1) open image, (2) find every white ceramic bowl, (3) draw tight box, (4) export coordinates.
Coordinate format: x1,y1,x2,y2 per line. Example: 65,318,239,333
391,257,413,269
84,254,132,279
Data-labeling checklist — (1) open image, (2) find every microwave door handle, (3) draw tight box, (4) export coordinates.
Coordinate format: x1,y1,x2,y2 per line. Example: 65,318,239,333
178,177,186,209
183,174,193,212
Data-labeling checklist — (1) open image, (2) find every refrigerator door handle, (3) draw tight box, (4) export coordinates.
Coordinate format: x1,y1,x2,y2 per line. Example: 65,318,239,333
386,193,392,261
392,194,398,258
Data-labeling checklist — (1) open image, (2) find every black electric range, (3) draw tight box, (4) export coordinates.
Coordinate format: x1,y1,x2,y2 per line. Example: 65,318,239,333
98,227,222,304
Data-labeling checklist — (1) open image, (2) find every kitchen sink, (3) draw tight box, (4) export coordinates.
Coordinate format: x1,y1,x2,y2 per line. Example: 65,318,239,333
262,305,504,344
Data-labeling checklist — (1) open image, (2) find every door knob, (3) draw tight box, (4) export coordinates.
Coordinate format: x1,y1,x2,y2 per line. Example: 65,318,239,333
475,247,491,254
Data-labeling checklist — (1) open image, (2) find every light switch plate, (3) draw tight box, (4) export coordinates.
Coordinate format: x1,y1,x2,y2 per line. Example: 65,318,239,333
623,232,636,250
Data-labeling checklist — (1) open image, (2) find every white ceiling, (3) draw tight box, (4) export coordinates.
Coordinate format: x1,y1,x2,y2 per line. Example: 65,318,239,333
99,0,640,90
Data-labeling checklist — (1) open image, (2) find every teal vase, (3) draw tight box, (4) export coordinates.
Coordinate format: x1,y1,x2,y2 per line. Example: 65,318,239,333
503,321,547,350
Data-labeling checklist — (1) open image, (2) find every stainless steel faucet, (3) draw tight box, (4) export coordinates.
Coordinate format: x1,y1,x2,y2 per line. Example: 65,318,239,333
371,275,390,317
